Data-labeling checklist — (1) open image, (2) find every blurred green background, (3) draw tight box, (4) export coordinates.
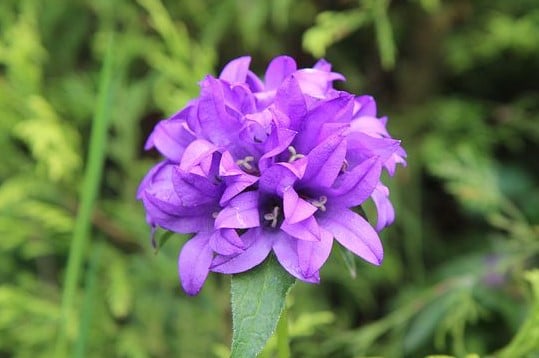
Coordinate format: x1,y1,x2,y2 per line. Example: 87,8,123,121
1,0,538,357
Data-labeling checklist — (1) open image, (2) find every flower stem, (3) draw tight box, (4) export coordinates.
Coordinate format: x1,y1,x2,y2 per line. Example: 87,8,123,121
276,306,291,358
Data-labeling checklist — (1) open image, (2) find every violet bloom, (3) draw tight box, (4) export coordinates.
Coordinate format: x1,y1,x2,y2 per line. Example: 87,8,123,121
137,56,406,295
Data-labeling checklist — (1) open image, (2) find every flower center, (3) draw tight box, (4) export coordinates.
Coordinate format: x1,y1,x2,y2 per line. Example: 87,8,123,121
287,146,304,163
236,155,257,173
340,159,349,173
310,195,327,212
263,206,280,228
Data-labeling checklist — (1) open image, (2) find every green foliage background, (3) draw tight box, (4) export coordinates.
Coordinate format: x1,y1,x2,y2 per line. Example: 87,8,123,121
1,0,538,356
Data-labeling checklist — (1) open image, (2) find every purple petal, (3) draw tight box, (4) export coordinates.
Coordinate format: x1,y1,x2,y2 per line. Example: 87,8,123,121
328,156,382,207
283,186,317,224
143,178,215,234
274,76,307,131
319,208,383,265
196,77,240,145
276,156,308,180
258,125,297,172
253,90,277,111
215,191,260,229
219,150,245,177
293,68,345,98
273,233,320,283
353,95,377,117
228,86,257,118
384,147,407,176
219,56,252,83
297,227,333,277
218,151,259,204
270,106,292,128
258,164,298,195
350,116,389,138
178,139,218,176
144,116,195,162
172,168,221,206
317,122,349,142
139,163,218,234
313,58,332,72
139,163,219,233
346,133,401,167
281,216,321,242
144,191,213,218
260,126,297,162
137,161,168,200
246,71,265,92
178,232,214,295
295,94,354,153
211,228,273,273
209,229,245,255
264,56,297,90
242,109,273,144
303,135,347,188
371,183,395,231
220,174,259,205
144,163,178,202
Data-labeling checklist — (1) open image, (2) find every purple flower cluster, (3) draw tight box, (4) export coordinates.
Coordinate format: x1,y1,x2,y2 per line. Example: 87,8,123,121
137,56,406,295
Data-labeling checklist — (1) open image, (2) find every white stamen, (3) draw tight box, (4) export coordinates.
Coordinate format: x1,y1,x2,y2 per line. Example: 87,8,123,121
311,196,327,212
341,159,349,173
263,206,280,228
288,146,305,163
236,156,255,171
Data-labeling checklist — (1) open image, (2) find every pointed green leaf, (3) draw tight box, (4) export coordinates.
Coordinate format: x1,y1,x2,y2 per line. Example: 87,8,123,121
153,229,174,253
498,270,539,357
338,246,357,279
231,255,295,358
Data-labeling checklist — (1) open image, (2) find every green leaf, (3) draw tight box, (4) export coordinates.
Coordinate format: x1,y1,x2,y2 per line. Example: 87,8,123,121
302,9,369,58
230,255,295,358
106,257,133,320
497,270,539,358
404,292,455,354
154,230,174,253
369,0,396,70
338,246,357,279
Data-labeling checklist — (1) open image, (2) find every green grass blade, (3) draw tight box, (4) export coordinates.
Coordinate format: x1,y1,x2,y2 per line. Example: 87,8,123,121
54,31,115,356
75,242,103,358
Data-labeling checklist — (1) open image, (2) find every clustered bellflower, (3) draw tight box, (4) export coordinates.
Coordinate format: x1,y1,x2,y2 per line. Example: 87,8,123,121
137,56,406,295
